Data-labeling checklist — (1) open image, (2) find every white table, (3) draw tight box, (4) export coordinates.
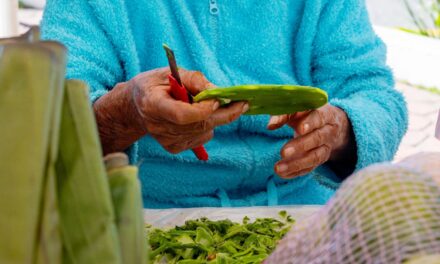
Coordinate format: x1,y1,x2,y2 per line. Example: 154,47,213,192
144,206,321,228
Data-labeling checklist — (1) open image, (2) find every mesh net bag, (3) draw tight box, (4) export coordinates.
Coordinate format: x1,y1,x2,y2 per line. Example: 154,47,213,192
266,153,440,264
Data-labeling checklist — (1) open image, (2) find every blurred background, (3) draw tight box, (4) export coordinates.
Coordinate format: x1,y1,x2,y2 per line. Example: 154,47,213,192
3,0,440,161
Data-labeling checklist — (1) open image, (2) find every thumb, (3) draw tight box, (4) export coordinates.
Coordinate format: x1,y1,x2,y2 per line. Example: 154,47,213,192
179,69,215,95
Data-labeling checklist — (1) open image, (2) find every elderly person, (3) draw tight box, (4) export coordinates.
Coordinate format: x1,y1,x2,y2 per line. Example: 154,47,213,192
41,0,407,208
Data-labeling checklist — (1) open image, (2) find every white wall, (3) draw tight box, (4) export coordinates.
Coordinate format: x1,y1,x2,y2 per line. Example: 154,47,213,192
366,0,427,29
375,26,440,88
0,0,19,38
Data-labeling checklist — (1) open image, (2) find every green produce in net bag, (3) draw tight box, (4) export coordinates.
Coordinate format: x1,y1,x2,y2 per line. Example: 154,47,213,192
193,84,328,115
55,80,121,264
266,153,440,264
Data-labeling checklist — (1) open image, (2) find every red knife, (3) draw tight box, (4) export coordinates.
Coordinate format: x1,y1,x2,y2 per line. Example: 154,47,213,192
163,44,209,161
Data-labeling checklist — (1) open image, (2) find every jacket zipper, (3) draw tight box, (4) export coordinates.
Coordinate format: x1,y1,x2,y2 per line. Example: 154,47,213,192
209,0,219,15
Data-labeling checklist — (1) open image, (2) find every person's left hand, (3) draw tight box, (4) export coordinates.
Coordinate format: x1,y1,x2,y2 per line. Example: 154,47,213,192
267,104,353,179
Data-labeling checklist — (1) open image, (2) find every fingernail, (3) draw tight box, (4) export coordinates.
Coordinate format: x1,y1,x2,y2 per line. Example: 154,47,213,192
207,82,216,89
212,101,220,110
242,103,249,113
284,147,295,157
303,123,310,133
269,116,279,125
277,163,288,173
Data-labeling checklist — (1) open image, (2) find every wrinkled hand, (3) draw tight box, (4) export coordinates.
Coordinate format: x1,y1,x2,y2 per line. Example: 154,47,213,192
267,104,353,179
94,67,248,155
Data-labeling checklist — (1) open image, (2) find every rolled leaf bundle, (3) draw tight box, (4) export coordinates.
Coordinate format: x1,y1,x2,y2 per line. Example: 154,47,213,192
105,153,148,264
35,41,66,264
0,43,59,263
55,80,121,264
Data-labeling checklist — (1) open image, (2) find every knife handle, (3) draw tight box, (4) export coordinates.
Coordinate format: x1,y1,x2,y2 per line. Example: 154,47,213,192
168,74,209,161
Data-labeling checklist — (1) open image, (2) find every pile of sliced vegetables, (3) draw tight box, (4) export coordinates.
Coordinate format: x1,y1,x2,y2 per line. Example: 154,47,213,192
147,211,294,263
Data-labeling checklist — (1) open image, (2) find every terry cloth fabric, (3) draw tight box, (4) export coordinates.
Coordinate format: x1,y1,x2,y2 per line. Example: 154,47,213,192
41,0,408,208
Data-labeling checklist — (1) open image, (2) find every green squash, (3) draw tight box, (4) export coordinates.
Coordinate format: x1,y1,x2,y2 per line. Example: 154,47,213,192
193,84,328,115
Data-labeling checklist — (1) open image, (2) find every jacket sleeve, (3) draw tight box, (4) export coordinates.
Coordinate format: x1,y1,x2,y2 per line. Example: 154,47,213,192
312,0,408,171
41,0,124,102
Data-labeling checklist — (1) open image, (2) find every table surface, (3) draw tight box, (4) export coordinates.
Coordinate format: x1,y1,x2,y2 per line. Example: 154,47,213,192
144,205,321,228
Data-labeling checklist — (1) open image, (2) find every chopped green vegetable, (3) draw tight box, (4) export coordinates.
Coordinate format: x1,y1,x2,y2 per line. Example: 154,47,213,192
193,84,328,115
146,211,294,263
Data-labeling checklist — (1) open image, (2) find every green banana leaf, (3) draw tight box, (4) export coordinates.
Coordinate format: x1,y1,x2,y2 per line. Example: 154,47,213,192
194,84,328,115
105,153,148,264
55,80,121,264
0,43,60,263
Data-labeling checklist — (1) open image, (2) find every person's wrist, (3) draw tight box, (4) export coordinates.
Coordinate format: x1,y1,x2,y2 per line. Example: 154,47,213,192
326,107,357,178
328,107,349,160
93,81,147,154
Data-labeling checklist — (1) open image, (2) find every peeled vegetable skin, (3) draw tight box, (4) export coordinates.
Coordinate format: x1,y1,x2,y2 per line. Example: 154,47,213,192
193,84,328,115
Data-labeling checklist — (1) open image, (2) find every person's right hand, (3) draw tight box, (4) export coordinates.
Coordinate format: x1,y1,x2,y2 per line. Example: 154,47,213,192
94,67,248,155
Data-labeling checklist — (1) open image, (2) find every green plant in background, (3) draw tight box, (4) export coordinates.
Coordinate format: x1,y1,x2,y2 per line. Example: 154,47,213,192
400,80,440,95
402,0,440,38
19,1,27,8
399,1,440,95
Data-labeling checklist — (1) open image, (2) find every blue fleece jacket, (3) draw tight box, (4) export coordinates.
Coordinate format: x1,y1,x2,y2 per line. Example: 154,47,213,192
41,0,408,208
